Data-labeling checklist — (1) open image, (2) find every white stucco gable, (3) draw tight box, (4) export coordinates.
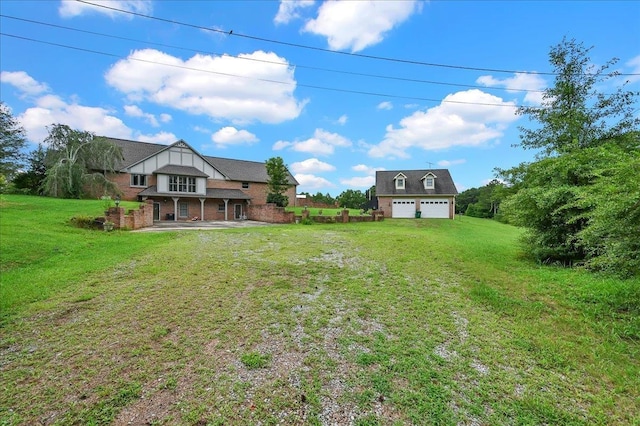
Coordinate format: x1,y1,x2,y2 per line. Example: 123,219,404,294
126,140,226,180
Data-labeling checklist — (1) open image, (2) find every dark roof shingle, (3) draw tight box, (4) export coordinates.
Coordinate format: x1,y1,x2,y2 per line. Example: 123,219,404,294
376,169,458,196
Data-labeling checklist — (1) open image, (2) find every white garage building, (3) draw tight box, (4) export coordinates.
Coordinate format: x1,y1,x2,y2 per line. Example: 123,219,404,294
376,169,458,219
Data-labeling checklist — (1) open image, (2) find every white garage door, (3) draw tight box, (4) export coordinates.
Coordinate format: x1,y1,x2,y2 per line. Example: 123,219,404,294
420,199,450,218
392,199,416,218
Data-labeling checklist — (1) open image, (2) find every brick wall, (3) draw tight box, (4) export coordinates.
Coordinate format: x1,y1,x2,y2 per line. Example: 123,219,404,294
105,199,154,230
247,204,295,223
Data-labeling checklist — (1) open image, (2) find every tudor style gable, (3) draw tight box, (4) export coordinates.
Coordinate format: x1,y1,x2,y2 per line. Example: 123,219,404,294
125,140,226,183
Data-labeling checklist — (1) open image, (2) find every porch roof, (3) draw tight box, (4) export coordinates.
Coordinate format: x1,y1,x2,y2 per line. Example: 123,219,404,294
138,186,251,200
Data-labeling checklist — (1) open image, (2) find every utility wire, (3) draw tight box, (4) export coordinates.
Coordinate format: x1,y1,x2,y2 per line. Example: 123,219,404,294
0,14,546,95
78,0,640,77
1,32,525,108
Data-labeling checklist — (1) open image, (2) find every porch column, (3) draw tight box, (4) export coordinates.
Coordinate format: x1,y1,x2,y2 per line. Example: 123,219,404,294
199,198,206,221
223,198,229,221
172,197,179,221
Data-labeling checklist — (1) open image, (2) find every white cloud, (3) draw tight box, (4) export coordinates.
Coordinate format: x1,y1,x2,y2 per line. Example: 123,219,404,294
19,94,132,143
272,140,292,150
194,125,210,134
476,72,547,105
210,126,258,147
290,158,336,174
136,131,177,144
59,0,152,18
303,0,421,52
8,73,173,144
294,173,335,189
274,0,315,25
437,159,466,167
124,104,164,127
159,113,172,123
105,49,308,124
352,164,384,175
377,101,393,110
340,176,375,187
336,114,348,125
0,71,49,96
275,128,352,156
625,55,640,84
368,89,518,159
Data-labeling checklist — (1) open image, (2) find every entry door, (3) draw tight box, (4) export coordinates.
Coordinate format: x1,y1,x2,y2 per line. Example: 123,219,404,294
153,202,160,221
234,204,243,220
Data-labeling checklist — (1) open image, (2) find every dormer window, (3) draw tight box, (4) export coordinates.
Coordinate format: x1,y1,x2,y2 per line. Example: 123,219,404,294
422,172,436,189
394,173,407,190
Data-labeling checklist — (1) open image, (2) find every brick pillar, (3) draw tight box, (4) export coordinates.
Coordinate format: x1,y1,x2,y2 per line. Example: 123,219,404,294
341,209,349,223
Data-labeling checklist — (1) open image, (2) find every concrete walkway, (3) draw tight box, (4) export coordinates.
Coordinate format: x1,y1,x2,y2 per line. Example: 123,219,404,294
135,220,277,232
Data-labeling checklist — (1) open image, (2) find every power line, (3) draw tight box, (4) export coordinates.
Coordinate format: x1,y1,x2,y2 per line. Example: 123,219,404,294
77,0,640,77
0,32,525,108
0,14,547,95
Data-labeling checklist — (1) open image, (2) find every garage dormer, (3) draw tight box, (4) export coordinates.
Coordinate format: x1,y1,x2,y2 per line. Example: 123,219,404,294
421,172,437,189
394,172,407,190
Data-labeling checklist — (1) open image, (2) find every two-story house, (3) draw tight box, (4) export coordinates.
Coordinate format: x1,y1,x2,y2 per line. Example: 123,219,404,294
104,138,298,221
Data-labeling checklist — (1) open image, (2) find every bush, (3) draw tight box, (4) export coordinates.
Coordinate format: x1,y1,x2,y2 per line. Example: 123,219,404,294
70,215,100,229
301,217,314,225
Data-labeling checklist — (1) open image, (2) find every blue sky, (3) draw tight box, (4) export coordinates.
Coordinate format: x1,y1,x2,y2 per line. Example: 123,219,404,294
1,0,639,196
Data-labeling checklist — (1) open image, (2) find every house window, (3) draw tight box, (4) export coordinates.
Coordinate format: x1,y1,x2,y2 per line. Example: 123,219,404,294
179,202,189,218
396,177,405,189
218,203,225,211
131,174,147,187
168,176,197,193
425,177,434,189
242,182,249,189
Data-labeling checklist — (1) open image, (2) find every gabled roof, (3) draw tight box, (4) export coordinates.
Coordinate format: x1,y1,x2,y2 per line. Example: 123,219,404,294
376,169,458,196
103,137,298,185
204,155,298,185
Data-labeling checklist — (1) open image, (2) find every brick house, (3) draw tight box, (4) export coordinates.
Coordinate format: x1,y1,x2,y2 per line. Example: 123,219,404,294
376,169,458,219
105,138,298,221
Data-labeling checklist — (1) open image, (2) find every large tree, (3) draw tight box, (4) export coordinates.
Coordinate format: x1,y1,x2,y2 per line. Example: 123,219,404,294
0,102,27,182
265,156,292,207
12,144,47,195
336,189,367,209
42,124,123,199
499,38,639,269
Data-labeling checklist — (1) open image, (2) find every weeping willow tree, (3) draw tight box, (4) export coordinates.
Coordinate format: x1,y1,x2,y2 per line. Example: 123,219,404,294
42,124,123,199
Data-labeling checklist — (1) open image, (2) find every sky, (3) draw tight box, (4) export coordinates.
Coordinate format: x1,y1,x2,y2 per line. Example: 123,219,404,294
1,0,639,196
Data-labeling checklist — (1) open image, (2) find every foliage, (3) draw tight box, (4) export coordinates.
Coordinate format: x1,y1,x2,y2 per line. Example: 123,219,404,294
336,188,367,209
0,102,27,182
265,156,292,207
12,144,47,195
70,215,99,229
457,179,505,218
42,124,123,199
299,191,336,206
499,38,639,272
577,142,640,276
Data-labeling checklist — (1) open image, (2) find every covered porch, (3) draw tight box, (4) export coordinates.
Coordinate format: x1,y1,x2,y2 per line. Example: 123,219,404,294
137,186,252,221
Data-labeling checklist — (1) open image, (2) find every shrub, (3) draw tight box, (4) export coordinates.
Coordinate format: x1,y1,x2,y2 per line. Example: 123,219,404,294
70,215,97,229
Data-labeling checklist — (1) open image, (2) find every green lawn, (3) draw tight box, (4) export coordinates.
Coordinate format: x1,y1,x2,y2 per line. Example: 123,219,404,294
1,195,638,425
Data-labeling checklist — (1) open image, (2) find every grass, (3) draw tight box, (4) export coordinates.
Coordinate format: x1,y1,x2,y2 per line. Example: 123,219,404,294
0,195,638,425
